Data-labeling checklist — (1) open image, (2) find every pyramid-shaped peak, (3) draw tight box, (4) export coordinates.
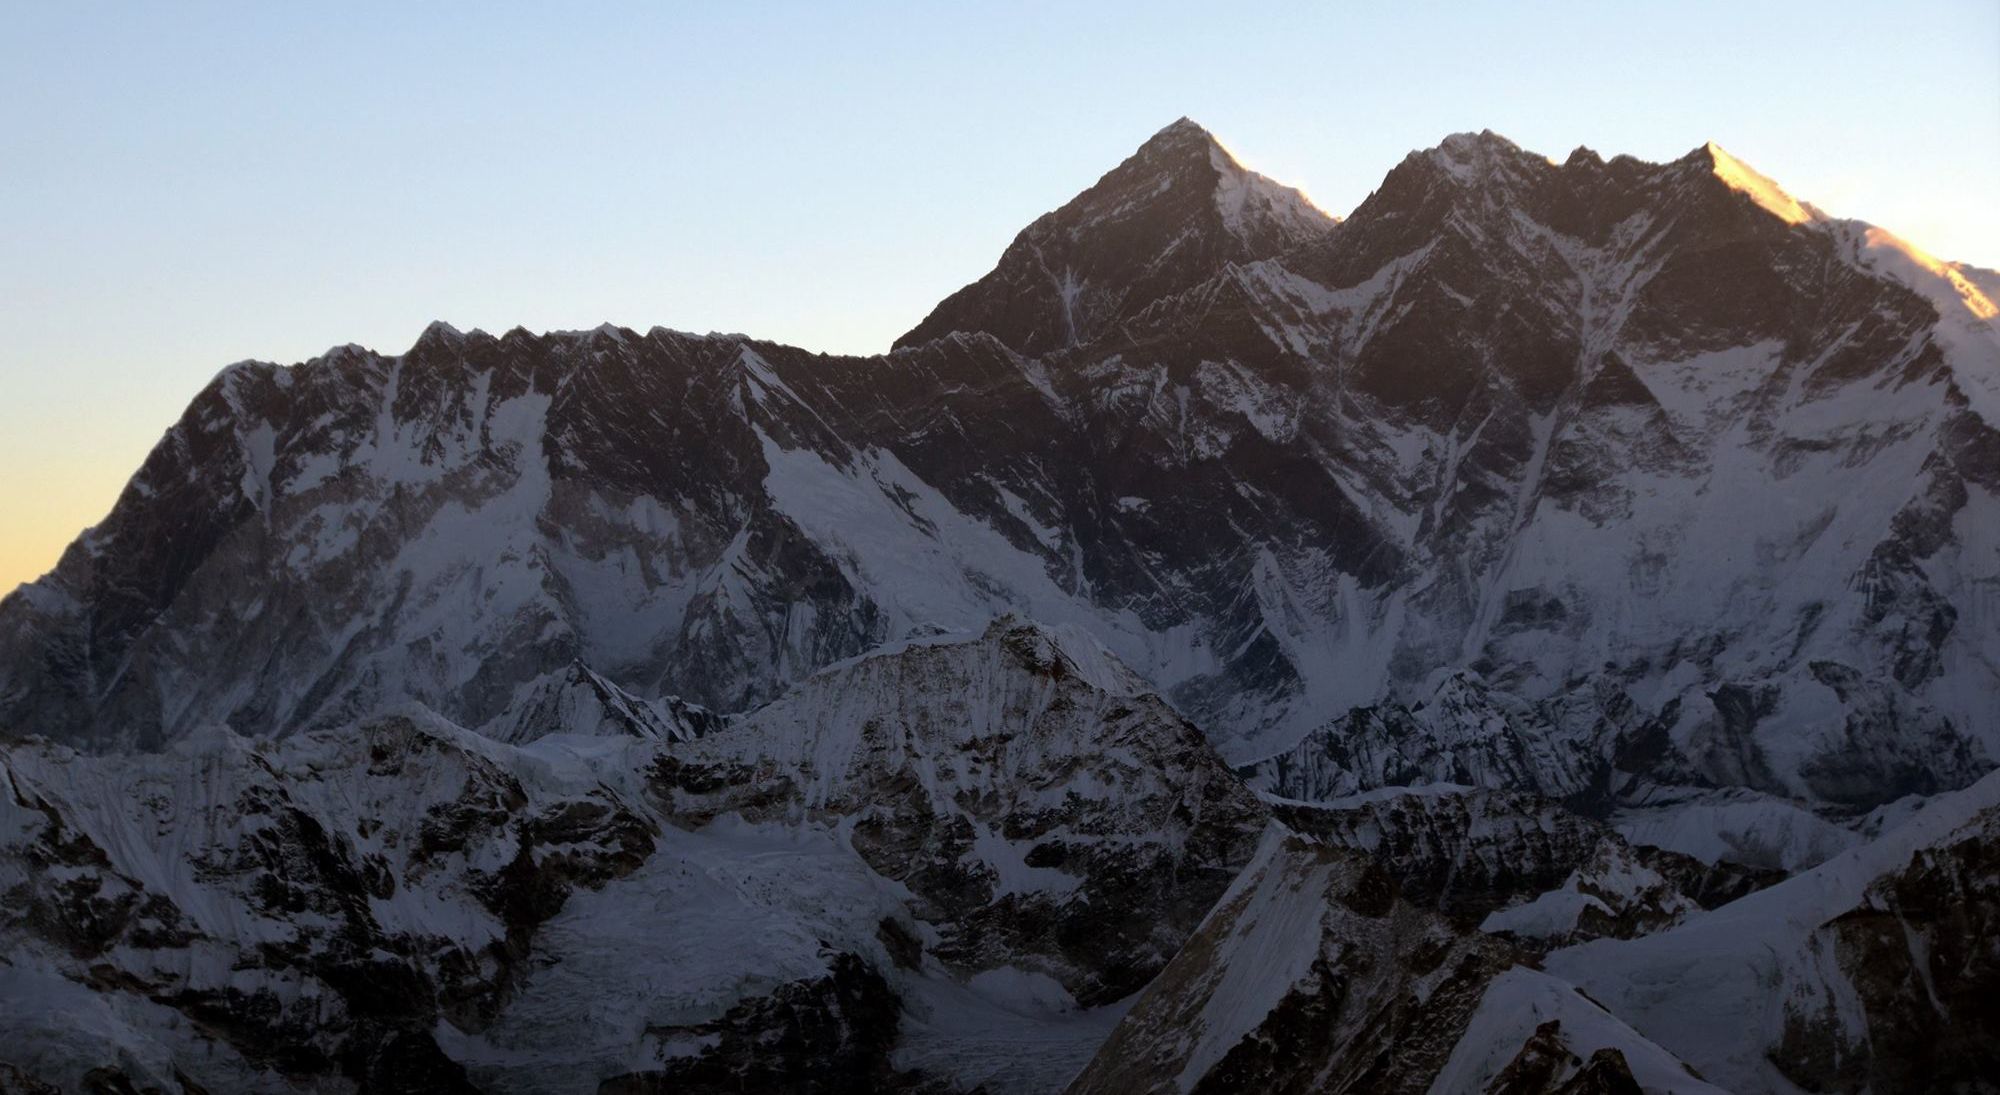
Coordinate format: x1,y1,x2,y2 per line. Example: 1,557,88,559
1697,140,1818,225
1133,117,1277,178
1126,116,1234,170
408,319,468,355
1149,116,1215,143
894,118,1333,355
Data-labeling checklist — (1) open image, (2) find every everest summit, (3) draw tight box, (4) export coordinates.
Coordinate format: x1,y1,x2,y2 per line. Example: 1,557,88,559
3,120,1999,1092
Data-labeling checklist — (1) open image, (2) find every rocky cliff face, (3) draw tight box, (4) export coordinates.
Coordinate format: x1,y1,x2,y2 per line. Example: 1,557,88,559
897,118,1335,356
2,118,1998,1092
1073,773,2000,1095
0,621,1263,1093
1068,825,1510,1095
5,122,1994,821
1544,770,2000,1093
1270,786,1775,940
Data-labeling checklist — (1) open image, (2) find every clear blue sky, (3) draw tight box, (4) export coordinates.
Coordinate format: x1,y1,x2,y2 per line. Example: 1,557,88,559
3,0,1997,590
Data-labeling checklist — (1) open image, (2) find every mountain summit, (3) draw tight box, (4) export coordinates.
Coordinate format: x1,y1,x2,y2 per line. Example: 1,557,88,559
5,119,1996,791
895,117,1334,354
3,117,2000,1093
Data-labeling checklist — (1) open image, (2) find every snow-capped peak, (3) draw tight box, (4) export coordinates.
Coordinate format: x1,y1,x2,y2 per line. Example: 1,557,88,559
1834,219,2000,322
894,117,1333,353
1701,141,1819,225
1205,132,1334,238
1143,115,1214,146
1425,129,1529,182
1130,116,1331,232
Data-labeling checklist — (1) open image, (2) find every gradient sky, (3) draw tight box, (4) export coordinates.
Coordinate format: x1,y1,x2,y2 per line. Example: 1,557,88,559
3,0,1997,593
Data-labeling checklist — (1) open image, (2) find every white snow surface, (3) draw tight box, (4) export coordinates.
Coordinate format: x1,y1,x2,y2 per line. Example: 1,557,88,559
0,620,1208,1093
1545,768,2000,1093
1430,967,1728,1094
1612,789,1860,871
15,133,1999,806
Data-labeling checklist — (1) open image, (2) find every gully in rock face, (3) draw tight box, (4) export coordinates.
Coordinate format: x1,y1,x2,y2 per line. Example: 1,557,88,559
3,112,1998,1094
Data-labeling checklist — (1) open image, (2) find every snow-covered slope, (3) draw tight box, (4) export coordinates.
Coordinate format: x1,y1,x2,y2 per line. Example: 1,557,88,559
1068,824,1508,1094
1544,770,2000,1092
1430,967,1726,1095
3,117,1998,1091
648,616,1268,1007
0,621,1265,1092
484,661,724,744
5,122,1993,825
897,118,1335,355
1270,784,1777,947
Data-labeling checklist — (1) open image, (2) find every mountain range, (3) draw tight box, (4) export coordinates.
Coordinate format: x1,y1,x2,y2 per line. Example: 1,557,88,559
2,118,1997,1093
